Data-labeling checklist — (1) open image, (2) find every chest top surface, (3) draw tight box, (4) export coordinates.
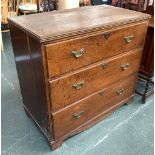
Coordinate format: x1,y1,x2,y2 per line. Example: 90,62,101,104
9,5,150,42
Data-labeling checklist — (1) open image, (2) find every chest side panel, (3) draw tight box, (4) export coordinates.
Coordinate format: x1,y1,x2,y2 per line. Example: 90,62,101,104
9,23,53,141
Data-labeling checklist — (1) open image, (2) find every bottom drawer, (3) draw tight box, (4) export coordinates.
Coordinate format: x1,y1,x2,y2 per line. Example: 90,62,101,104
52,74,137,139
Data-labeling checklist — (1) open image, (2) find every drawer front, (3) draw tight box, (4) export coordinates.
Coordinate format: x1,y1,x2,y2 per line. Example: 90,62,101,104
50,49,142,112
46,23,147,77
52,74,137,139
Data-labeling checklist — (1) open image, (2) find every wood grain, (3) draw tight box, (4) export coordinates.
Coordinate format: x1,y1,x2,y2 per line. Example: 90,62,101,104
8,5,150,42
52,74,137,139
46,23,147,77
9,23,53,140
49,49,142,112
9,5,149,150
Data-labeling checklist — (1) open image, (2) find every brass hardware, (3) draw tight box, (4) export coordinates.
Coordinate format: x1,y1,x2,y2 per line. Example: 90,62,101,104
116,88,124,95
103,32,111,40
73,110,84,119
99,91,104,96
124,35,134,43
72,80,84,90
121,63,130,71
101,63,108,69
72,48,85,58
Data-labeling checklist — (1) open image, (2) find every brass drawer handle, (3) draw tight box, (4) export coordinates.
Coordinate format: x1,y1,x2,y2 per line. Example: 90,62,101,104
121,63,130,71
124,35,134,43
73,80,84,90
73,110,84,119
72,48,85,58
101,63,108,69
103,32,111,40
116,88,124,95
99,91,104,96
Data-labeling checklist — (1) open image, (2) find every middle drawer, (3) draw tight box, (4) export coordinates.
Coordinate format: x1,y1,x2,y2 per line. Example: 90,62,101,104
49,49,142,112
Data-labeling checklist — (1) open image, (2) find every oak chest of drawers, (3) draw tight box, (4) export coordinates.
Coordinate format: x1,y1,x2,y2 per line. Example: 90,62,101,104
9,5,150,150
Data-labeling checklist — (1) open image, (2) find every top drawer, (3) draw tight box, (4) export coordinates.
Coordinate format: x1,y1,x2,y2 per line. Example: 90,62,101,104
45,23,147,77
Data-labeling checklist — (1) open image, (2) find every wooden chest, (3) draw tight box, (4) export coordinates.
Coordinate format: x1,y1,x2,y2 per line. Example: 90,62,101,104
9,5,150,150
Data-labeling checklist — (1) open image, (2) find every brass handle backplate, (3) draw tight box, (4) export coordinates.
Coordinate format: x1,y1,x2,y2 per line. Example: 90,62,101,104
72,80,84,90
101,63,108,69
121,63,130,71
72,48,85,58
116,88,124,95
124,35,134,43
103,32,111,40
73,110,84,119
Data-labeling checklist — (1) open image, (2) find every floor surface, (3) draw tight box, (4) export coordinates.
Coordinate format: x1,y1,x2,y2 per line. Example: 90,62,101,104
1,32,154,155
